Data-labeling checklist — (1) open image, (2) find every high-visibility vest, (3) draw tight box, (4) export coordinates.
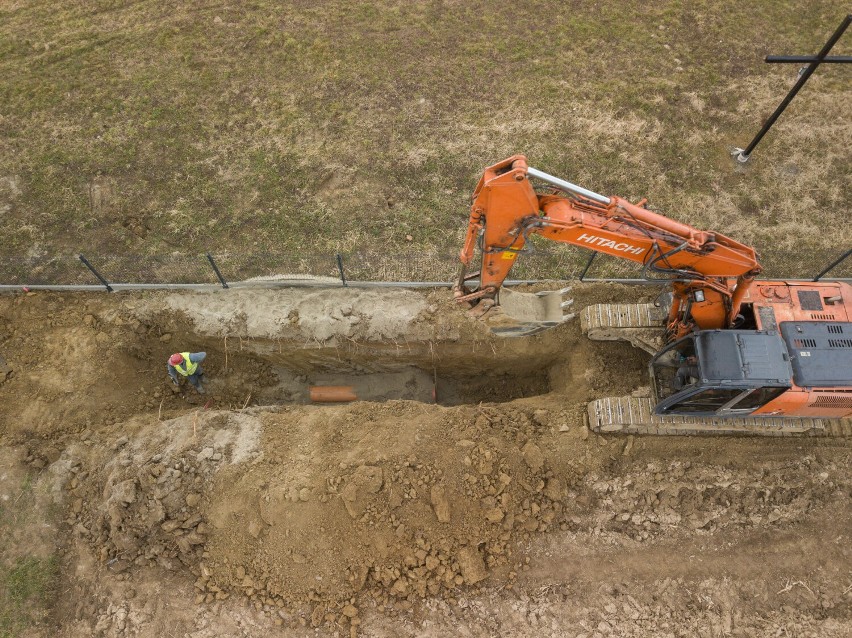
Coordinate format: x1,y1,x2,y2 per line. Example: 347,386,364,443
173,352,198,376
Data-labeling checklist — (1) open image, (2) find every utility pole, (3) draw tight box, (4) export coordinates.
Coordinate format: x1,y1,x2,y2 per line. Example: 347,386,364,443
733,15,850,164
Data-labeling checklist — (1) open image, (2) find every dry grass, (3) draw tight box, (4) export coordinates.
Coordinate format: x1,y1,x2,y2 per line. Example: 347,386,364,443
0,0,849,277
0,472,58,636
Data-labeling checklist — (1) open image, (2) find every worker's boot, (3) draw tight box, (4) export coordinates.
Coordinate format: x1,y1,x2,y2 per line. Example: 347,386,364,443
195,385,206,395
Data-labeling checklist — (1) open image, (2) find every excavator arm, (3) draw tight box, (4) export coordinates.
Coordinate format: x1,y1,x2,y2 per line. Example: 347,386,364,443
454,156,762,339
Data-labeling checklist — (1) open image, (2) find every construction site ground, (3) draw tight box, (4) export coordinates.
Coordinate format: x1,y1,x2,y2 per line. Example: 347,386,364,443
1,283,850,637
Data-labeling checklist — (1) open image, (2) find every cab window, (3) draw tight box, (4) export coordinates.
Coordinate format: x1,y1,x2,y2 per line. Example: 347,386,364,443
665,388,744,414
728,387,786,411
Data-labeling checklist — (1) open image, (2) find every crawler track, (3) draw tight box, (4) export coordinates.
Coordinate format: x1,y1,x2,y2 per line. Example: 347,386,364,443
588,396,852,437
580,302,665,354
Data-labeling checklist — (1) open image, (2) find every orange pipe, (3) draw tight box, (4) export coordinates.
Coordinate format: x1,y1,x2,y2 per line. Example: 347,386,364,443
309,386,357,403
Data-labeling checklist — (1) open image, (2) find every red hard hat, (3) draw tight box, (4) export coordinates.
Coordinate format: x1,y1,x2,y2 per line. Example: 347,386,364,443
169,353,184,366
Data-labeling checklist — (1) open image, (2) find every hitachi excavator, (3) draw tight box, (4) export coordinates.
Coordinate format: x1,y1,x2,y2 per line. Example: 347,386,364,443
454,155,852,437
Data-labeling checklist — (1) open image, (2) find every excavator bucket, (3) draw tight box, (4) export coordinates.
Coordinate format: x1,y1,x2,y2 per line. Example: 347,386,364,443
486,286,575,337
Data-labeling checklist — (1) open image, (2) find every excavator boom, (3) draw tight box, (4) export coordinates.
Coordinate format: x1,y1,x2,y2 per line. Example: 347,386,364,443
455,155,761,339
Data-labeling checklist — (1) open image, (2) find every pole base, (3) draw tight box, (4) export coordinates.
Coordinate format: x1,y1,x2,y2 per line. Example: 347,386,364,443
731,148,750,164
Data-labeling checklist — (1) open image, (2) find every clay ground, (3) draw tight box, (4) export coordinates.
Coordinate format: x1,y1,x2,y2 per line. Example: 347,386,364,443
0,284,850,637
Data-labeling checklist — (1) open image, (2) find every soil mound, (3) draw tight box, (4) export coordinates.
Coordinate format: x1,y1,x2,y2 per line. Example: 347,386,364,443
68,399,597,619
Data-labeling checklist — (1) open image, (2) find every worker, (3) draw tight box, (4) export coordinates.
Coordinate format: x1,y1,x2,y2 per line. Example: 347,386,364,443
672,356,700,391
168,352,207,394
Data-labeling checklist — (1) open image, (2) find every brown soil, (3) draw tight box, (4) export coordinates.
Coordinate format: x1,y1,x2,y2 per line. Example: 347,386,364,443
1,284,850,637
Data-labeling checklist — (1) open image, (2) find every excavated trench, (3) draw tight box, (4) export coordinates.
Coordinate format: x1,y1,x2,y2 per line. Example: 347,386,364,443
199,338,558,407
0,287,662,441
127,287,650,412
287,366,550,406
0,287,654,438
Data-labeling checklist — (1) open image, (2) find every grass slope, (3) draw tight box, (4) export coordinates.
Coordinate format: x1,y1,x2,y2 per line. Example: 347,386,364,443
0,1,849,278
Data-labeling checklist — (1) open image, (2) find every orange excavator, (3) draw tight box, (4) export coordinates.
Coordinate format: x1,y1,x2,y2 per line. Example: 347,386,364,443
454,155,852,436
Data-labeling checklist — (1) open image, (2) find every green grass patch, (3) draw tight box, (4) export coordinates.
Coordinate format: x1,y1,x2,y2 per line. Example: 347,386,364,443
0,470,59,637
0,555,58,637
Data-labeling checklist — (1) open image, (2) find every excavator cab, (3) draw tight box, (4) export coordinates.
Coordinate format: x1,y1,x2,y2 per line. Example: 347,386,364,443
649,330,792,417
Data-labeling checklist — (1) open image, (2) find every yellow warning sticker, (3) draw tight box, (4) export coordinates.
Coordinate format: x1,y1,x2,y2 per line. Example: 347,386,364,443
501,252,517,260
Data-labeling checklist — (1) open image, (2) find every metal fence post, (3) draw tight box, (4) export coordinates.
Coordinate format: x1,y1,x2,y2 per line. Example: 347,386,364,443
579,252,596,281
336,253,348,287
78,254,113,292
813,247,852,281
206,253,229,289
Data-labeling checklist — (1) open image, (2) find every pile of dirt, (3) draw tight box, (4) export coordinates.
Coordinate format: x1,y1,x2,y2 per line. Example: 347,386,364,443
36,396,852,636
60,399,852,634
201,402,581,607
61,398,601,627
